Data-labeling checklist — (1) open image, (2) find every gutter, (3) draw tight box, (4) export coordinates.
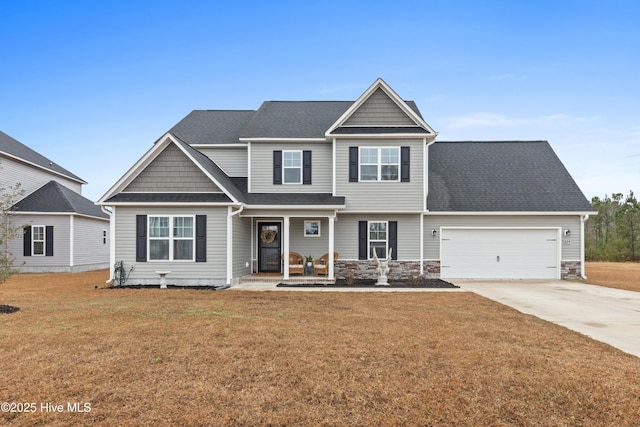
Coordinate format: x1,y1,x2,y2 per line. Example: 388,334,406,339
101,206,115,284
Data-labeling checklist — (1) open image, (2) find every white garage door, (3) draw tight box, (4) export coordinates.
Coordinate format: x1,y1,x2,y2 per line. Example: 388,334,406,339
441,228,559,279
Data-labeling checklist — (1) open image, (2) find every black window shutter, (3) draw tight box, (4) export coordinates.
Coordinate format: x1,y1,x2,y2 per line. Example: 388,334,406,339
23,226,32,257
136,215,147,262
358,221,368,260
273,150,282,185
389,221,398,260
349,147,359,182
303,150,312,185
195,215,206,262
401,146,410,182
45,226,54,256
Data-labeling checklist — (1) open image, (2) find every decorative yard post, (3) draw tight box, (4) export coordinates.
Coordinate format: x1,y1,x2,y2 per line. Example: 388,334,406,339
373,248,392,286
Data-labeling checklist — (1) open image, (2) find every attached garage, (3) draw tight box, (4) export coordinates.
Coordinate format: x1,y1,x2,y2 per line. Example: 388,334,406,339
440,228,560,279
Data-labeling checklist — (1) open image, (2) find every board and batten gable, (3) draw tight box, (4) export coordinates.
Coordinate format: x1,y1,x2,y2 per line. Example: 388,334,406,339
0,156,82,195
114,206,228,286
249,141,332,193
197,146,248,177
334,139,425,212
423,215,583,261
124,144,222,193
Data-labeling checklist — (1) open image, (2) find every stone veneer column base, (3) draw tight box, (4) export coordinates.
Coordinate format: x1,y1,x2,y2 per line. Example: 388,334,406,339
561,261,582,280
335,260,580,280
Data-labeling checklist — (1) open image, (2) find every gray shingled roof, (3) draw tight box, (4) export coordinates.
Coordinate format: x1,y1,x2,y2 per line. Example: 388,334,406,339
245,192,345,206
238,101,425,139
0,130,85,183
428,141,594,212
168,110,255,145
11,181,109,219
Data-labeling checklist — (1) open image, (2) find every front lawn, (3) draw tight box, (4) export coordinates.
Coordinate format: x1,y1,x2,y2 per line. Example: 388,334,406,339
1,270,638,426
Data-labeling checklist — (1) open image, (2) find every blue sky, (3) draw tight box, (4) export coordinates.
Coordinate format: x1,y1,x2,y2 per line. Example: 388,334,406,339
2,0,639,202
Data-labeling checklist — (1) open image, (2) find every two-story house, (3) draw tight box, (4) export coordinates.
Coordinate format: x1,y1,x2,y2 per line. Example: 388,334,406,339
1,131,110,272
98,78,594,286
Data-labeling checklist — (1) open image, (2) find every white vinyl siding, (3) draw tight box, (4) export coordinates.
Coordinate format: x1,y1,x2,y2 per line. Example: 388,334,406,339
335,139,424,212
72,216,110,269
0,156,82,195
250,142,332,193
8,215,70,271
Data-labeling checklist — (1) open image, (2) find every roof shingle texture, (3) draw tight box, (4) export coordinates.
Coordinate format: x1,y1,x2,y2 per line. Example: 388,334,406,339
11,181,109,218
0,131,84,183
428,141,593,212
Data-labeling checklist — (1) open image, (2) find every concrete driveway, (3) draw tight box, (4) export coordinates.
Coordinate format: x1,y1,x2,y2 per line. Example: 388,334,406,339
456,280,640,358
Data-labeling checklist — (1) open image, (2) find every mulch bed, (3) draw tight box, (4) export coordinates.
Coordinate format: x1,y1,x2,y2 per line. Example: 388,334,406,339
0,304,20,314
277,278,458,288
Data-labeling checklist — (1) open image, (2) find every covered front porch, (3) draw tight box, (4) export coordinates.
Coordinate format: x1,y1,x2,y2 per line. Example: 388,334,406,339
241,209,338,280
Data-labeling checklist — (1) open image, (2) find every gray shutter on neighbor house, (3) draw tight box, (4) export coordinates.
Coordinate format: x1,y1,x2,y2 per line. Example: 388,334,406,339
303,150,312,185
45,226,54,257
358,221,368,260
195,215,206,262
349,147,359,182
389,221,398,260
136,215,147,262
23,226,31,257
273,150,282,185
401,147,410,182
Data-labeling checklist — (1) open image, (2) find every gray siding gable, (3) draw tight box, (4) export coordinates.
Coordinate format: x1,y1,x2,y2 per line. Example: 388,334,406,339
428,141,594,212
344,88,417,127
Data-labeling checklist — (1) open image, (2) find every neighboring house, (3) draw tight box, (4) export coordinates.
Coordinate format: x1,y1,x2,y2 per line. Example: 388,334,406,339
98,78,594,286
0,130,110,272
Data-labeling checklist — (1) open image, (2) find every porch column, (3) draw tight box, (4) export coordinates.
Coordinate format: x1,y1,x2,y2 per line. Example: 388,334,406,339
328,215,335,279
283,216,290,279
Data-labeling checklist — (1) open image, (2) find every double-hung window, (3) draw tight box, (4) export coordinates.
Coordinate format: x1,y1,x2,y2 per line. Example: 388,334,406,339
359,147,399,181
368,221,388,259
32,225,45,256
149,216,194,261
283,150,302,184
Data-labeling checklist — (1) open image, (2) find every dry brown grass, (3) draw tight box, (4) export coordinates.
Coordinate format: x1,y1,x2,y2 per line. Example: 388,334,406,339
586,261,640,292
1,270,639,426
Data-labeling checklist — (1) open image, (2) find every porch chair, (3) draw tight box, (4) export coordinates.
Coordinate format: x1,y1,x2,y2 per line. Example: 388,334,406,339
313,252,339,276
282,251,305,276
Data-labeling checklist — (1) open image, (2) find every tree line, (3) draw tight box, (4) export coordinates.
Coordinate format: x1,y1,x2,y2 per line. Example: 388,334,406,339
586,191,640,261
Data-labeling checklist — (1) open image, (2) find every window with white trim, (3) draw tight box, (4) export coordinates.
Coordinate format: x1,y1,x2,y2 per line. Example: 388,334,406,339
283,150,302,184
359,147,399,181
32,225,45,256
148,216,194,261
368,221,388,259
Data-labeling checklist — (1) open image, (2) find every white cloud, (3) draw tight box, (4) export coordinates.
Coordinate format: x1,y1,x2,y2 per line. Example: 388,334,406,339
438,112,600,130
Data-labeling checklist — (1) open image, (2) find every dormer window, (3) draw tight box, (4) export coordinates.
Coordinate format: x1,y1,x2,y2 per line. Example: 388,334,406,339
359,147,399,181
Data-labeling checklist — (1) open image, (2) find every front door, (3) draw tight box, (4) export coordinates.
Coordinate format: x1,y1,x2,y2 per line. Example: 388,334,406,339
257,222,282,273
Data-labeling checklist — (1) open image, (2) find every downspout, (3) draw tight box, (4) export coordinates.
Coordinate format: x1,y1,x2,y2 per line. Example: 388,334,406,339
581,214,589,279
101,206,115,284
227,205,244,285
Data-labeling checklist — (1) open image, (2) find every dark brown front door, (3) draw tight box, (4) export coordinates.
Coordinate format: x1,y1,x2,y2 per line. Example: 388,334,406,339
258,222,281,273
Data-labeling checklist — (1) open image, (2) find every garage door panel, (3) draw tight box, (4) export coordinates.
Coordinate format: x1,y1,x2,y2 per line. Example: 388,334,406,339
441,228,559,279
